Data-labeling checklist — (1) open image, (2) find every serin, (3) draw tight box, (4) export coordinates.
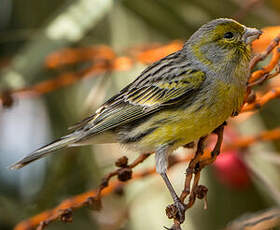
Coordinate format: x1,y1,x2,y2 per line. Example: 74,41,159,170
11,18,262,222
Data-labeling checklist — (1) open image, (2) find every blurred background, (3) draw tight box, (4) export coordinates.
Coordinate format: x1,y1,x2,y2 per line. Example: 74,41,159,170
1,0,280,229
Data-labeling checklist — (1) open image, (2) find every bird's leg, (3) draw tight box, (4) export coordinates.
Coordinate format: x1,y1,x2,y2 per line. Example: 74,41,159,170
161,173,186,223
155,146,185,223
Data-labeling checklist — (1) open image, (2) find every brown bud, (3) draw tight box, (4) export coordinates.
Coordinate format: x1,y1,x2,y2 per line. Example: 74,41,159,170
194,185,208,199
60,208,73,223
117,168,132,181
165,204,178,219
115,156,128,168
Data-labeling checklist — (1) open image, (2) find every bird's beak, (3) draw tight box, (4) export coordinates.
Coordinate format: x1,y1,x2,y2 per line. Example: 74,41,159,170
242,27,262,44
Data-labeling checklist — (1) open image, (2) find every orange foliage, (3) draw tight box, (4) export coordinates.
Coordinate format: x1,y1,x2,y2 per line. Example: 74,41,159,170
252,26,280,53
135,40,183,64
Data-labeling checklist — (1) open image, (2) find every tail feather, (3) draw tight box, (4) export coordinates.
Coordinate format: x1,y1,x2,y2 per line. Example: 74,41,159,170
10,133,80,169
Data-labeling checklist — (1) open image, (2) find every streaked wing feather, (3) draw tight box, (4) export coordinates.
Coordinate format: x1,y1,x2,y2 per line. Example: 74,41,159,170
75,51,205,137
68,114,95,131
85,105,154,134
125,70,205,107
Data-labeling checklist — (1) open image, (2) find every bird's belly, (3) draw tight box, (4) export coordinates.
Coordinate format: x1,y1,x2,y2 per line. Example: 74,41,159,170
139,106,229,150
126,83,245,152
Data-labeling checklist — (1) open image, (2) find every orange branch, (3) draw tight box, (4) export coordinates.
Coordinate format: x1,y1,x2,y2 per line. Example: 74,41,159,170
242,87,280,112
249,33,280,70
0,57,133,107
0,42,182,108
249,47,280,84
45,46,116,69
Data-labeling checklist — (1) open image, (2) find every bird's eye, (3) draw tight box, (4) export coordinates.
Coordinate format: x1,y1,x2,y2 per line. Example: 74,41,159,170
224,32,234,39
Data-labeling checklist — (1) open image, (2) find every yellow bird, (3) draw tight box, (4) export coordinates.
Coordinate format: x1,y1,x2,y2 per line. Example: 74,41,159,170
11,18,261,222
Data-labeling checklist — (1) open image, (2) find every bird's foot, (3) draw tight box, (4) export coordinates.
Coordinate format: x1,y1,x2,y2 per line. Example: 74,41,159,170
165,199,186,223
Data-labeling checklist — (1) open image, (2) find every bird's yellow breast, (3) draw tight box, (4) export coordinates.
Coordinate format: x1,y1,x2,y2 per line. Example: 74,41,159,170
132,80,245,152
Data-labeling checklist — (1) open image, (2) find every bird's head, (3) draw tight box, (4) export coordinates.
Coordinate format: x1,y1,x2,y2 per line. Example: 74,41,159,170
185,18,262,69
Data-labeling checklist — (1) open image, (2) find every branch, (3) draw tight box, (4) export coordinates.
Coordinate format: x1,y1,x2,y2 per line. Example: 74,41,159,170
242,87,280,112
0,41,182,108
249,33,280,70
13,127,280,230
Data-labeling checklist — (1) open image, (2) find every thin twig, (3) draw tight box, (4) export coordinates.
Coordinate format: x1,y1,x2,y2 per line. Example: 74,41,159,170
249,34,280,70
242,87,280,112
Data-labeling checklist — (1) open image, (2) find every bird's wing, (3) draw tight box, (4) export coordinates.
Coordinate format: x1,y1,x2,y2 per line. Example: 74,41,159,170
75,52,206,136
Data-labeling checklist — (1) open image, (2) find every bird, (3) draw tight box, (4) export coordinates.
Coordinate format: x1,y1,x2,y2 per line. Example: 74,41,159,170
10,18,261,222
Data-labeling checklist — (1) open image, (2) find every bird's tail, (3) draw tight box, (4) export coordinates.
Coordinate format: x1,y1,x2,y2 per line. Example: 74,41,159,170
10,133,81,169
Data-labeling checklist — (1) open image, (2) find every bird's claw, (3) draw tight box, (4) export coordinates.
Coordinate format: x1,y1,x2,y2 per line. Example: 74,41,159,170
165,200,186,223
175,200,186,223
